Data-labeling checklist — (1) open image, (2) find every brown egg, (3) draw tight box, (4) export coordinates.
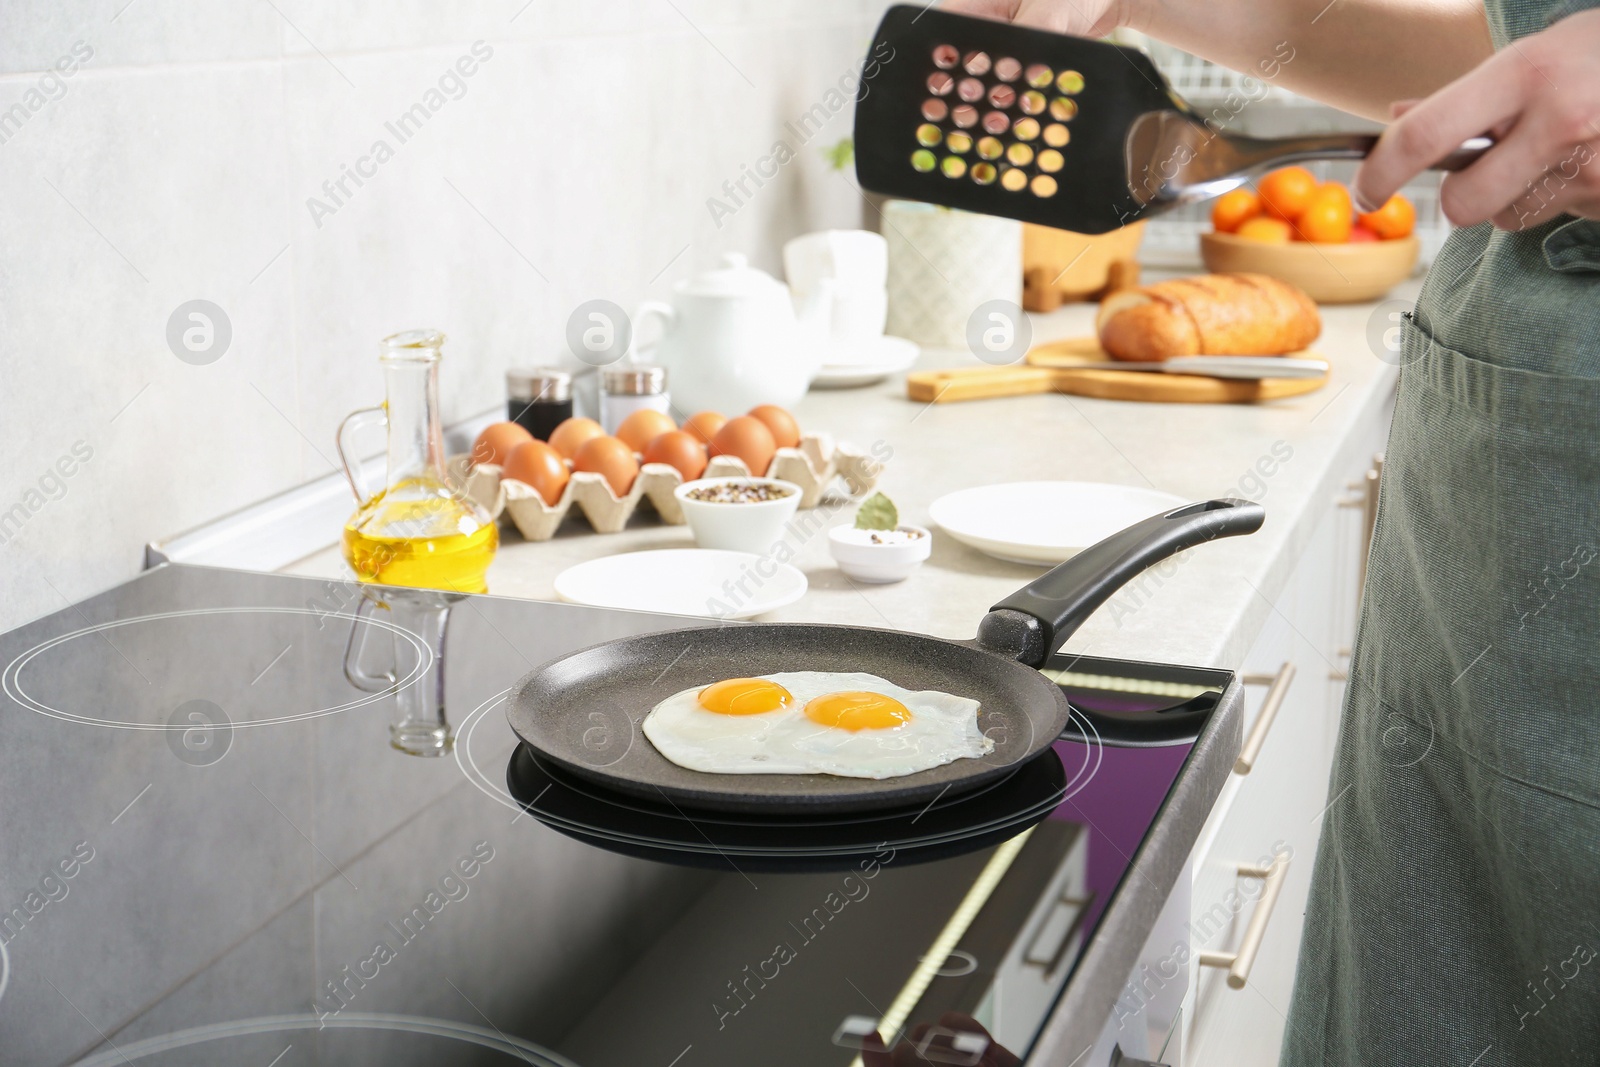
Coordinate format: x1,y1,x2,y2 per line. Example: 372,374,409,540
573,435,640,497
470,421,534,469
682,411,727,446
709,415,777,477
642,429,709,481
502,439,570,506
615,408,677,453
548,417,605,460
747,405,800,449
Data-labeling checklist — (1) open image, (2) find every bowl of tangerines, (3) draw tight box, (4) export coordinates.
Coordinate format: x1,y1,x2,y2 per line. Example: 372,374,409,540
1200,166,1419,303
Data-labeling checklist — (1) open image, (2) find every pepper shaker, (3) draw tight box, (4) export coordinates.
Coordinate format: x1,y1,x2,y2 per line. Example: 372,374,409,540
507,368,573,441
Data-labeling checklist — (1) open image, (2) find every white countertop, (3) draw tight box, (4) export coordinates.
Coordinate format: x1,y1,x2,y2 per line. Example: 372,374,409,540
286,291,1405,670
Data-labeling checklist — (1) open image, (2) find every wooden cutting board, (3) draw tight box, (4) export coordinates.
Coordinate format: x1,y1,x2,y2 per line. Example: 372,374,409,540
907,336,1329,405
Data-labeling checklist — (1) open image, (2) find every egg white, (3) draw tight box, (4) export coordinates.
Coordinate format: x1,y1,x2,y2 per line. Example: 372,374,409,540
642,670,994,779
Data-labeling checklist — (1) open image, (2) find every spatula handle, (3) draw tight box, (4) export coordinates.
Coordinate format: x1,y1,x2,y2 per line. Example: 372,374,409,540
1255,133,1491,171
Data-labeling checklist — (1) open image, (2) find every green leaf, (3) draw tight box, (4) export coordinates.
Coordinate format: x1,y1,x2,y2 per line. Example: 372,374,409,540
855,492,898,531
823,137,854,171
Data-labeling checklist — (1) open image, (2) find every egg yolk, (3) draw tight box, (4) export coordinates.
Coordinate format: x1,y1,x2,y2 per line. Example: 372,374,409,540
803,691,913,731
697,678,793,715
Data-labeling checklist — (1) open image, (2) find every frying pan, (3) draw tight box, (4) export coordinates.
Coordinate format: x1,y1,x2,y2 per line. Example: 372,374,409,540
507,498,1262,813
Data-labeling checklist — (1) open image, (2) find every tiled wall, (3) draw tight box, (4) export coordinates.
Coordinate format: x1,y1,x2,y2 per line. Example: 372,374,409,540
0,1,890,632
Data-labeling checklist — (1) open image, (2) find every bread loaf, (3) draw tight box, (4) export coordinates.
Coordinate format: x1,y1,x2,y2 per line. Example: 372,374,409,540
1096,273,1320,362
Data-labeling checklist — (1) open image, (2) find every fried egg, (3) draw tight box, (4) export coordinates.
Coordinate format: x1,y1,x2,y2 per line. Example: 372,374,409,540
642,671,993,779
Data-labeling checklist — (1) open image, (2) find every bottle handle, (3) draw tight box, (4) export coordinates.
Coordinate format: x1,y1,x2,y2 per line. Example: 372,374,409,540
343,591,396,693
342,587,457,757
336,404,386,507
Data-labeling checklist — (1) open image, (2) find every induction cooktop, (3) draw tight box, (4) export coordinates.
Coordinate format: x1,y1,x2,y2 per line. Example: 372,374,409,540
0,564,1233,1066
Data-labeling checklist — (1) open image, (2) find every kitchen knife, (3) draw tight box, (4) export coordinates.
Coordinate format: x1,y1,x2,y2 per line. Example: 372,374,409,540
1063,356,1327,378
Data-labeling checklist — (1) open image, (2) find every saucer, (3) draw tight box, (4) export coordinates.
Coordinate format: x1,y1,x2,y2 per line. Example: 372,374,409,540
811,335,920,388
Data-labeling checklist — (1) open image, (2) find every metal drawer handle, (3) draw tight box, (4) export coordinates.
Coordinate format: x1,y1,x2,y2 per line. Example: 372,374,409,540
1022,890,1094,977
1234,661,1296,774
1197,855,1291,989
1339,453,1384,601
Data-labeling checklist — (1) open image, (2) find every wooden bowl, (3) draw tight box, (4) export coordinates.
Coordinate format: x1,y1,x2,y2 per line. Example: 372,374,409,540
1200,232,1420,304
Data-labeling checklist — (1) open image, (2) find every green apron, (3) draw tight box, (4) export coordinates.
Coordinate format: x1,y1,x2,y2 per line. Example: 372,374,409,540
1281,3,1600,1062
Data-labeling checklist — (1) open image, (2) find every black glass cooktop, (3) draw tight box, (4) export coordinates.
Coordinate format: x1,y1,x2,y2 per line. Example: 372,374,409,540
0,564,1228,1066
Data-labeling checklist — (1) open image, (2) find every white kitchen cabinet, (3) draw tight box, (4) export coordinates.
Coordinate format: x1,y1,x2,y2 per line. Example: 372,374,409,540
1179,409,1393,1066
1181,511,1335,1066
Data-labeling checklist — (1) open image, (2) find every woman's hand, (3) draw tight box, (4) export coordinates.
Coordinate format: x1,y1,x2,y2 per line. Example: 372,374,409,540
1355,8,1600,230
940,0,1130,38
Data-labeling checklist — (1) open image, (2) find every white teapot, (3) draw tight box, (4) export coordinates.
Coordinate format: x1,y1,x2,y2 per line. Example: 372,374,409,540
635,253,830,415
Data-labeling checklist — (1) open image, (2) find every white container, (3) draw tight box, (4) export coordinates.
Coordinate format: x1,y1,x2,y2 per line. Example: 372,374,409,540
783,230,889,348
882,201,1022,350
674,477,803,554
827,524,933,583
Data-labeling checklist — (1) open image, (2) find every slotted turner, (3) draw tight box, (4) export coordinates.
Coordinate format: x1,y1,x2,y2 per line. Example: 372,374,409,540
854,5,1488,234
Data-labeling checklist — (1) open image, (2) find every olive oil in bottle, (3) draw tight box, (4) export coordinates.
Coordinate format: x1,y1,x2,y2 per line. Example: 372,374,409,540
342,480,498,594
336,330,498,595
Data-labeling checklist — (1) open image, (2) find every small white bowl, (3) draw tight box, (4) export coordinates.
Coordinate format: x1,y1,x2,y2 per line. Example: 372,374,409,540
674,477,803,554
828,524,933,583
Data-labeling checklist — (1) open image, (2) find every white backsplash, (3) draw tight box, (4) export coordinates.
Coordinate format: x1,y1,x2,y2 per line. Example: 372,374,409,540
0,1,891,631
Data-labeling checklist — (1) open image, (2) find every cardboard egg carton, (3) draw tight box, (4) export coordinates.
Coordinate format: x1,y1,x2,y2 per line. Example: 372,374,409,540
451,432,883,543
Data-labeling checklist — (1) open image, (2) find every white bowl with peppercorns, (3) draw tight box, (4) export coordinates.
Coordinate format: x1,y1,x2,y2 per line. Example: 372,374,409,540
674,477,803,554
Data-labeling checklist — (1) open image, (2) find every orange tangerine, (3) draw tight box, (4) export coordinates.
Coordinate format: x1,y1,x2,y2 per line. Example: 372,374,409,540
1257,166,1318,221
1235,216,1293,243
1211,188,1262,233
1358,194,1416,239
1294,186,1354,243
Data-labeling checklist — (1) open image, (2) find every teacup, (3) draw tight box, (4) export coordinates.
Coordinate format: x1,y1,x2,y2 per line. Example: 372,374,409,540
783,230,889,353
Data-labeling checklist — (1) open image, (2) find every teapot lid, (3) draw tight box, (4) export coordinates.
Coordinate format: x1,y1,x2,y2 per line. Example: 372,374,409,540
676,253,786,298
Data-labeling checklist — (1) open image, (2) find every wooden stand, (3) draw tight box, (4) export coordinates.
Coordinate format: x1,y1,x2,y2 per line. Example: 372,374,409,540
1022,222,1146,311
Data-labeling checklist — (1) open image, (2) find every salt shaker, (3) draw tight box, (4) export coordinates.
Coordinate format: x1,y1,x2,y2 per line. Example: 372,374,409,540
599,365,670,434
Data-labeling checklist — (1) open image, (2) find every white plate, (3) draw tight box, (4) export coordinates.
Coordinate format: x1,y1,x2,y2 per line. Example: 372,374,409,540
553,549,808,620
810,336,920,388
928,482,1192,565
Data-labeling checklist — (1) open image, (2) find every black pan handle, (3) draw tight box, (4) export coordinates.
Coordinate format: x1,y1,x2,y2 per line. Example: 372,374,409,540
975,499,1264,665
